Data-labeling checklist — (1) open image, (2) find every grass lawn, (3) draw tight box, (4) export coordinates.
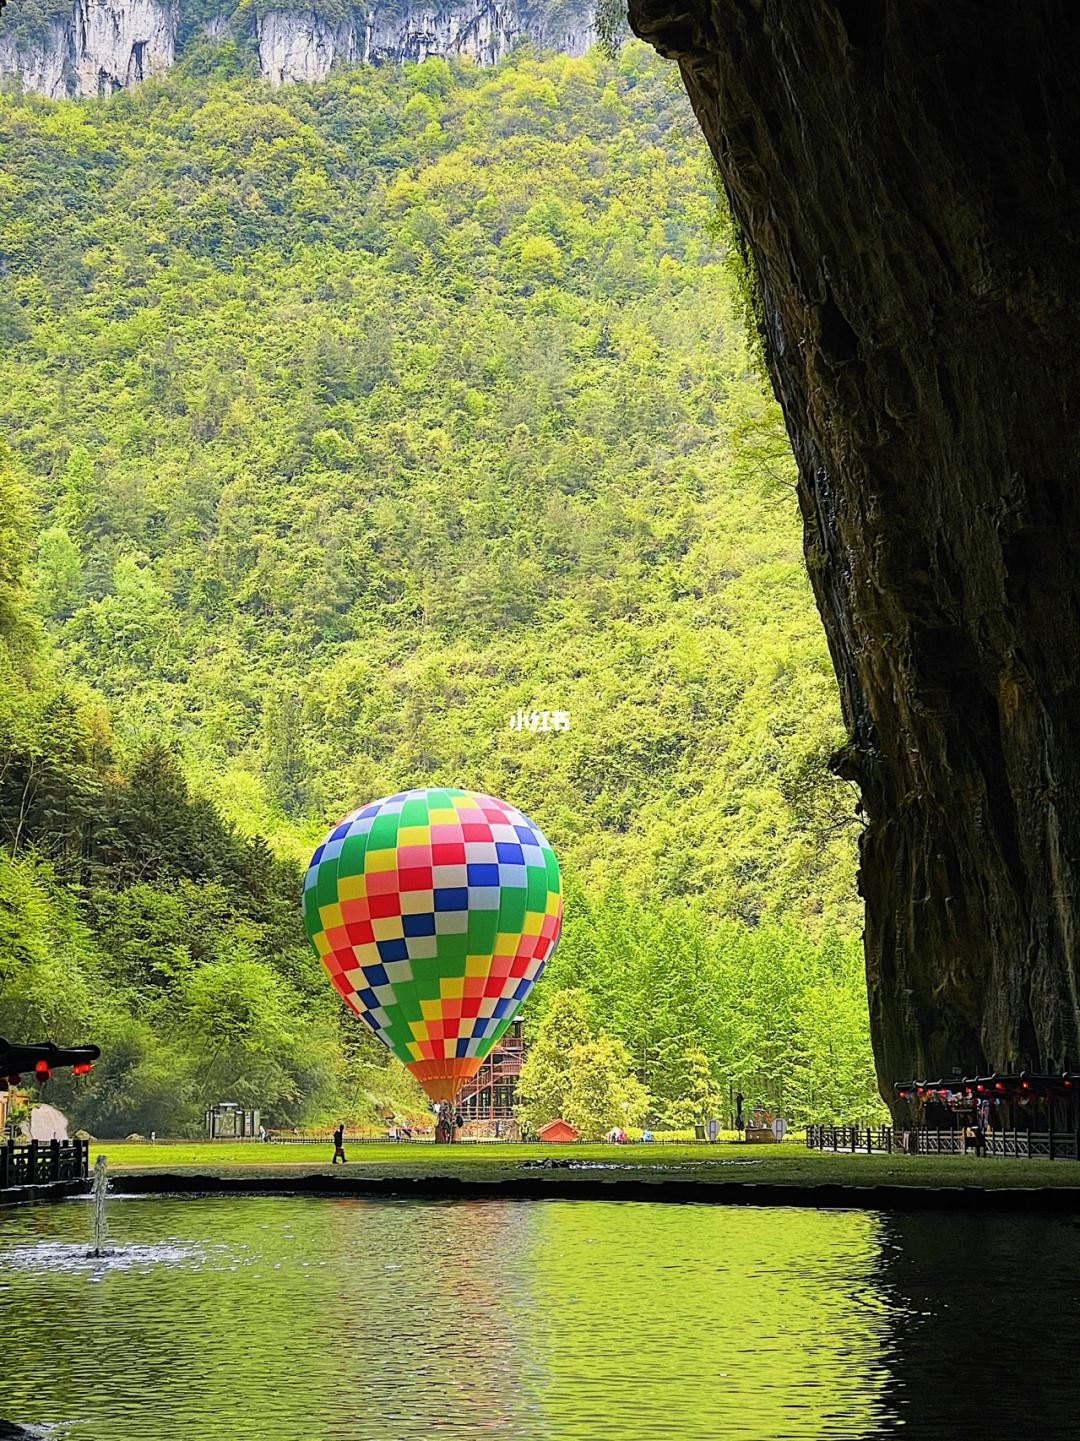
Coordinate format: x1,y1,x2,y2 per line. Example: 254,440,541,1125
91,1138,1080,1193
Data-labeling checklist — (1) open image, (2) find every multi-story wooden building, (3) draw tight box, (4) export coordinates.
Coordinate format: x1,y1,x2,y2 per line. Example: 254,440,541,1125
457,1019,526,1136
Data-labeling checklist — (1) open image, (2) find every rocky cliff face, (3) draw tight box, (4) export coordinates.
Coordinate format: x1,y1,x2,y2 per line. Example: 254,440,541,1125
0,0,594,95
628,0,1080,1113
258,3,593,86
0,0,175,98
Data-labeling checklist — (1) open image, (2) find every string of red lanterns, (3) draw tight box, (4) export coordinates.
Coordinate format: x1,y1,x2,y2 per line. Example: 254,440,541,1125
895,1072,1080,1102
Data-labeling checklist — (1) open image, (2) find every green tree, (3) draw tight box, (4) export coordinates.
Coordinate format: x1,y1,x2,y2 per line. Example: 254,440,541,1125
562,1034,651,1139
514,988,593,1131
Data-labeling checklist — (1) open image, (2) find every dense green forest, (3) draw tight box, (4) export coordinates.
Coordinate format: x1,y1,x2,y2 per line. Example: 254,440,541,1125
0,39,879,1131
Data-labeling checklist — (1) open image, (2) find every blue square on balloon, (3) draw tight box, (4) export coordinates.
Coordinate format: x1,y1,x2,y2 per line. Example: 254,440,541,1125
495,841,525,865
512,979,530,1000
434,887,469,911
403,913,436,936
363,963,389,987
357,988,378,1008
376,938,409,963
358,804,380,819
455,1038,471,1058
331,820,352,841
513,824,537,846
493,998,512,1018
466,862,499,886
310,844,325,866
471,1018,490,1038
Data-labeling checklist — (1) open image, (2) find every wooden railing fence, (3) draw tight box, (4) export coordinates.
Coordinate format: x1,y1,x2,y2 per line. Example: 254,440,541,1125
805,1123,1080,1160
0,1137,90,1189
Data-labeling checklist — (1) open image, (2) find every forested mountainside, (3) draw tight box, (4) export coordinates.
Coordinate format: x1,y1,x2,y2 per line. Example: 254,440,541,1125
0,43,878,1131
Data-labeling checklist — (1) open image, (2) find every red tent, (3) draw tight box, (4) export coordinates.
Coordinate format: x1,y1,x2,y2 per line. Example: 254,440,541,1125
537,1119,579,1143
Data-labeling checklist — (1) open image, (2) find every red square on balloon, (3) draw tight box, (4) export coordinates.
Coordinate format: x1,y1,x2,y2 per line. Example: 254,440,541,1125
346,920,375,947
431,841,466,865
398,866,433,892
368,893,402,919
366,871,400,896
461,822,493,842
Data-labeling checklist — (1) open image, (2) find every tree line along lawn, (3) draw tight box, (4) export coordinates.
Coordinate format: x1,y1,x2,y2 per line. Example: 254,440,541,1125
91,1140,1080,1193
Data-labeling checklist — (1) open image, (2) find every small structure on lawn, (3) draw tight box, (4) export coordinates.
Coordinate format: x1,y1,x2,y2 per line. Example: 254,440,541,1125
537,1118,579,1143
205,1101,260,1139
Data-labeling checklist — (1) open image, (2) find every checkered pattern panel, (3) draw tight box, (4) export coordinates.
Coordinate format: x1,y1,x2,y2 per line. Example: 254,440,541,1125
304,787,562,1068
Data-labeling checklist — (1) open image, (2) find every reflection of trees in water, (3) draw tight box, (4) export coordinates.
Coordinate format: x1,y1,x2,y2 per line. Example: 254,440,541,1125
870,1212,1080,1439
513,1201,895,1440
14,1196,1075,1441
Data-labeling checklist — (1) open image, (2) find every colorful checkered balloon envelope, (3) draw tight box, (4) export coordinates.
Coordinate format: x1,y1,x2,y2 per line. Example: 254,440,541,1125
303,788,563,1102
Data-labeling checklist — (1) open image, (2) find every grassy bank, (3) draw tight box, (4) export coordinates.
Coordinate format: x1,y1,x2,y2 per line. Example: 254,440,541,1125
92,1140,1080,1194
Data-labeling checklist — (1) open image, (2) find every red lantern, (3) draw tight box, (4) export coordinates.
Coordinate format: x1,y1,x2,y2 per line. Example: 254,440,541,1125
7,1074,19,1085
34,1060,51,1079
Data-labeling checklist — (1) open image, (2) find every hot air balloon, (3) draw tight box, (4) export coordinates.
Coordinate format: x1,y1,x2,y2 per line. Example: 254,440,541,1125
303,787,562,1104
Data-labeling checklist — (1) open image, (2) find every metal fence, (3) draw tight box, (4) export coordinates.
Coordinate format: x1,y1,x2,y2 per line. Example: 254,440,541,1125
0,1138,90,1189
806,1123,1080,1160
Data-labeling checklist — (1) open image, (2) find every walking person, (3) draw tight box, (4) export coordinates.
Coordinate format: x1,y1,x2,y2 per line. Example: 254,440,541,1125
332,1122,347,1165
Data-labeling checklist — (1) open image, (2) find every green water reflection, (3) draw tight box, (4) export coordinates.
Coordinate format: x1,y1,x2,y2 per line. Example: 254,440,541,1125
0,1195,1076,1439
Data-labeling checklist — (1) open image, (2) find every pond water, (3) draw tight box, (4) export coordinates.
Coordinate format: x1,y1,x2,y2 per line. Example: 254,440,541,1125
0,1194,1077,1440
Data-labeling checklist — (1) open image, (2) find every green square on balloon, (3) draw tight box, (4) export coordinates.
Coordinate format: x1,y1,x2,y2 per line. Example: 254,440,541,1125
400,796,428,825
525,866,547,909
435,932,469,962
316,859,340,909
339,833,367,873
467,909,500,950
498,888,528,930
367,813,399,849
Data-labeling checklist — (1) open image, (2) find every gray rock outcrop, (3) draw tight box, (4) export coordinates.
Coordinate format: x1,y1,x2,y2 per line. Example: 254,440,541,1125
0,0,594,96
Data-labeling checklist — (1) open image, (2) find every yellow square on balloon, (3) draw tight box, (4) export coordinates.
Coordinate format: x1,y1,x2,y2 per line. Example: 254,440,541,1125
397,826,429,846
365,848,398,873
441,976,465,999
465,954,489,976
319,903,344,931
338,874,366,901
523,911,543,936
